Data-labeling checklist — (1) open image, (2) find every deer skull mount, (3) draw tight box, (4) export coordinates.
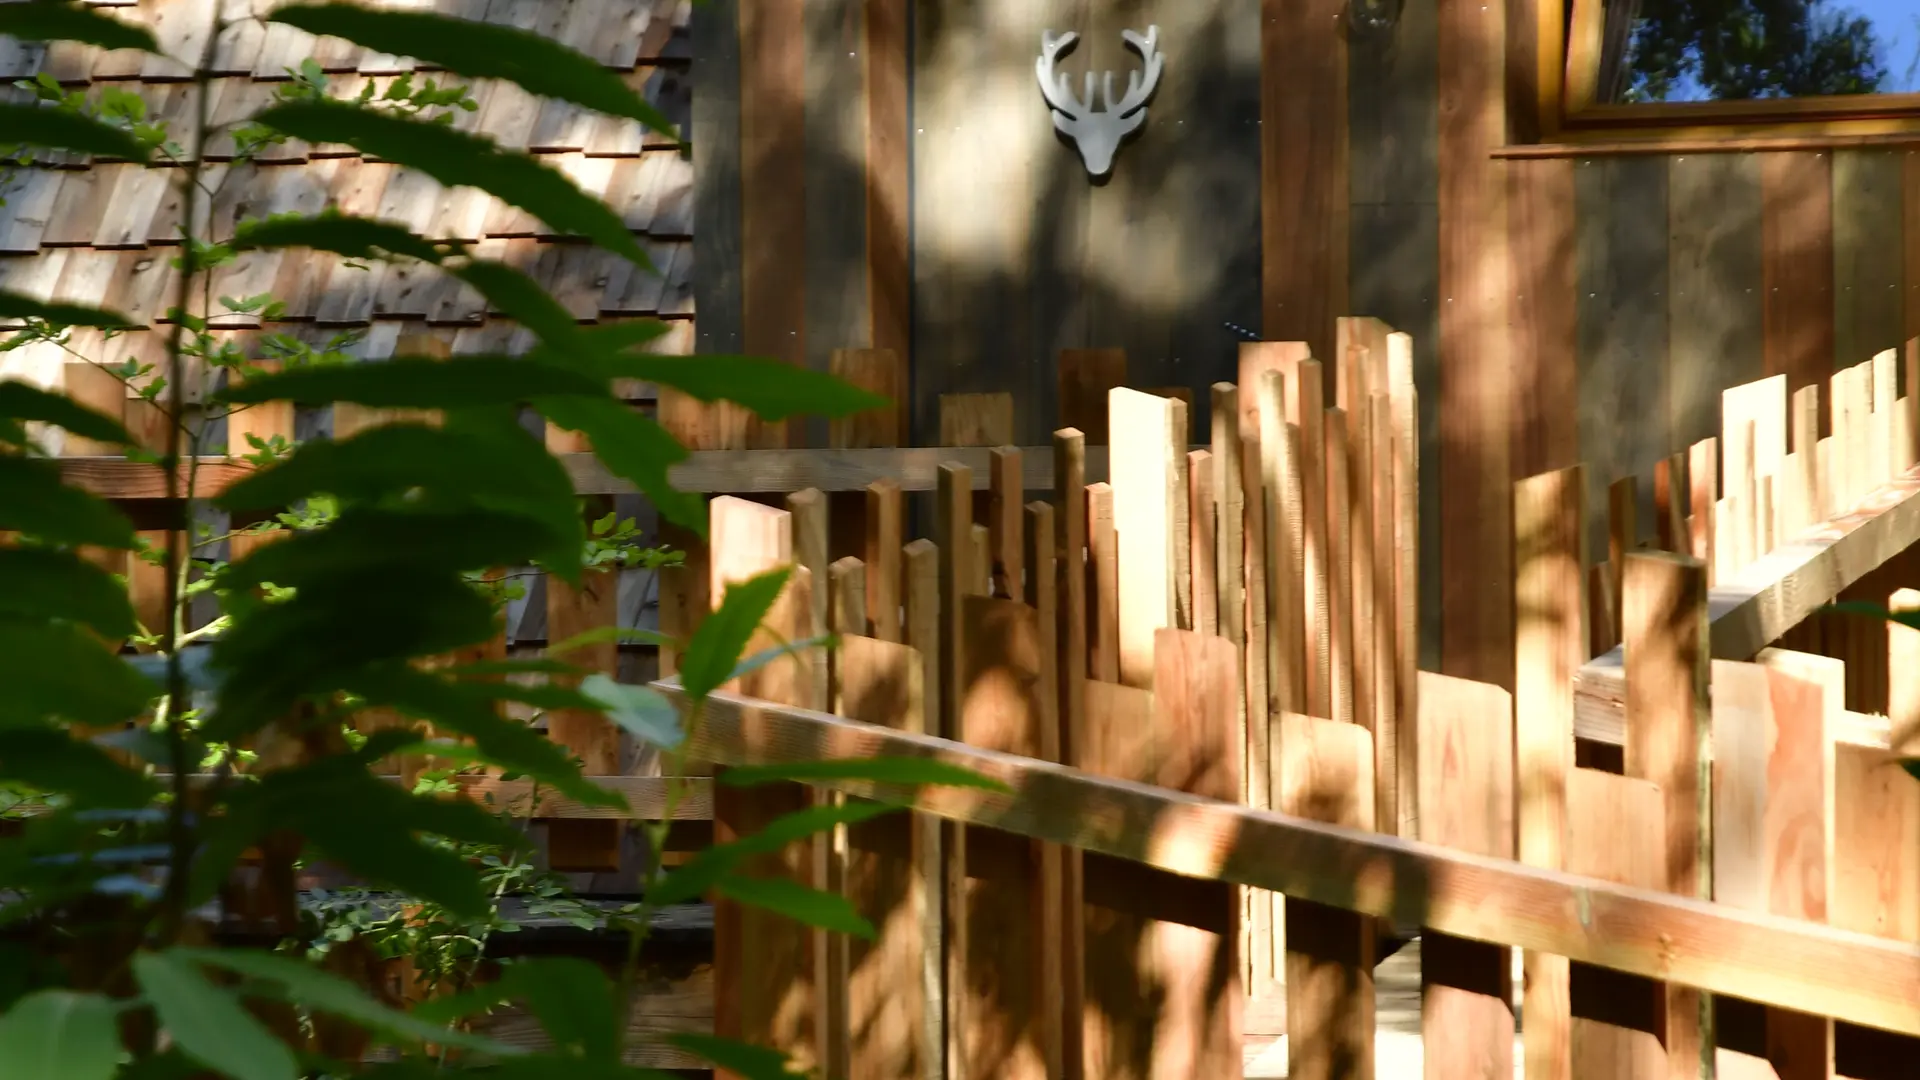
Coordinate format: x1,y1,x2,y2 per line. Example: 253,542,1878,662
1036,26,1163,179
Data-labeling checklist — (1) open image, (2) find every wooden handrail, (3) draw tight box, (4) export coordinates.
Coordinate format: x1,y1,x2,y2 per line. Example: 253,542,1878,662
1575,468,1920,745
656,678,1920,1039
59,444,1209,499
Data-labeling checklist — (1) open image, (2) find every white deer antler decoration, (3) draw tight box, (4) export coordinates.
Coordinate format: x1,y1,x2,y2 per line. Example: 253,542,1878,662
1036,26,1163,178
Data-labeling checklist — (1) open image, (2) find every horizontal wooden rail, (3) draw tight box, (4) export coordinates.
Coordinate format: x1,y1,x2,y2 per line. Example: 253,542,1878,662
655,678,1920,1040
60,445,1210,499
1575,468,1920,744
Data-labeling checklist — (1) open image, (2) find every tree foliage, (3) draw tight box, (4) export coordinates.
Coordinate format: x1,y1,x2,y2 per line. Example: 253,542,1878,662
1623,0,1890,101
0,4,971,1078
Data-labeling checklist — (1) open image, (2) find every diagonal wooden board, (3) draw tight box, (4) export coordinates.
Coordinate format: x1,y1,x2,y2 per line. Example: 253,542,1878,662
1575,468,1920,747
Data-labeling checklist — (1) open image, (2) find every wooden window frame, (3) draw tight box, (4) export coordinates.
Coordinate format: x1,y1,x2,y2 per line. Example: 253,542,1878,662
1514,0,1920,155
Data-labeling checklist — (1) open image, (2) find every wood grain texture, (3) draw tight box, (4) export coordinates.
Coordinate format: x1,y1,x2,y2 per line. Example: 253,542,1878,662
1058,349,1127,445
1669,153,1763,454
829,348,906,449
864,0,909,363
1564,769,1669,1076
1436,0,1512,689
1514,466,1586,1080
690,0,743,356
1416,672,1516,1080
1279,712,1375,1080
663,680,1920,1040
1508,157,1578,480
1576,156,1670,564
1833,149,1906,371
1622,551,1712,1078
803,0,871,451
1109,388,1181,690
955,595,1056,1080
834,633,933,1080
1761,153,1836,399
737,0,805,449
1261,0,1347,364
708,495,816,1078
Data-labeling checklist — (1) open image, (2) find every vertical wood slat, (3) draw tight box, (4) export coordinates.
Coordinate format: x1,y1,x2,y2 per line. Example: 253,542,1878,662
1325,408,1353,727
1294,359,1331,719
1057,349,1128,446
734,0,805,450
1023,499,1068,1080
1622,551,1712,1079
1109,388,1181,690
989,446,1023,601
1257,369,1303,715
1515,466,1586,1080
1052,429,1088,1080
1417,672,1516,1079
1369,392,1399,840
866,478,903,642
1388,333,1421,836
900,536,944,1077
709,496,818,1077
1281,711,1376,1080
1712,654,1838,1079
955,594,1056,1080
1088,482,1119,685
932,465,970,1080
1189,448,1219,637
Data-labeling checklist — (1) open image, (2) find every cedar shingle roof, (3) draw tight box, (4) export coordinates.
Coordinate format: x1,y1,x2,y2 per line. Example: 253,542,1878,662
0,0,696,395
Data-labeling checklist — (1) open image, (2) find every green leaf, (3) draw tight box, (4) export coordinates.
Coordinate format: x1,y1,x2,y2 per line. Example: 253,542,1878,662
171,948,518,1055
0,2,158,52
728,636,833,686
679,566,793,701
649,800,897,906
577,321,676,353
219,507,561,594
0,381,134,448
714,874,876,938
0,290,137,330
339,665,622,808
580,674,680,749
132,951,297,1080
0,546,138,638
662,1034,809,1080
717,757,1014,795
613,355,889,422
1903,758,1920,785
268,4,679,137
452,259,592,347
208,568,499,736
216,417,583,577
0,989,124,1080
535,396,704,531
0,619,158,729
219,356,608,410
493,958,619,1061
228,211,456,264
0,456,136,548
546,626,675,657
0,728,158,807
0,104,150,162
253,100,652,268
1822,600,1920,632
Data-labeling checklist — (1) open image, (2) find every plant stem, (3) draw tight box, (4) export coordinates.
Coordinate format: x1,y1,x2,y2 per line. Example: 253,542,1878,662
154,13,222,949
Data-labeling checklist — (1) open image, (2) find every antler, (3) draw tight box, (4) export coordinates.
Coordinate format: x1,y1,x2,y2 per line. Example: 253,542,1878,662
1106,26,1163,118
1036,30,1088,123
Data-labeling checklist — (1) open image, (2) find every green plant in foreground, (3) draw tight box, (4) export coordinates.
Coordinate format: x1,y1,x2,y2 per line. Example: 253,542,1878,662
0,3,1008,1078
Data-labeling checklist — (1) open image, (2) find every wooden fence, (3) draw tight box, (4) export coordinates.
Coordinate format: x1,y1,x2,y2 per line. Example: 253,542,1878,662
49,321,1920,1078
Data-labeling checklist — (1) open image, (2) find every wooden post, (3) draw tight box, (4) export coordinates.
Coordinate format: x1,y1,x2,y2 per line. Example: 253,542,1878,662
1514,466,1585,1080
1053,431,1088,1080
1188,448,1218,637
1292,359,1330,720
901,536,944,1076
1622,551,1711,1078
1087,482,1119,685
1688,437,1718,583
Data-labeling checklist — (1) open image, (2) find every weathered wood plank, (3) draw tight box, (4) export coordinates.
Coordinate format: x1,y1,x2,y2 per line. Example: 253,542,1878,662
1761,152,1836,398
1668,152,1763,453
1833,149,1906,371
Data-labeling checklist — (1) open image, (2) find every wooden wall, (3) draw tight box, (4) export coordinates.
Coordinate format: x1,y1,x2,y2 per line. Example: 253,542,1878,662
909,0,1264,446
1333,0,1920,683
